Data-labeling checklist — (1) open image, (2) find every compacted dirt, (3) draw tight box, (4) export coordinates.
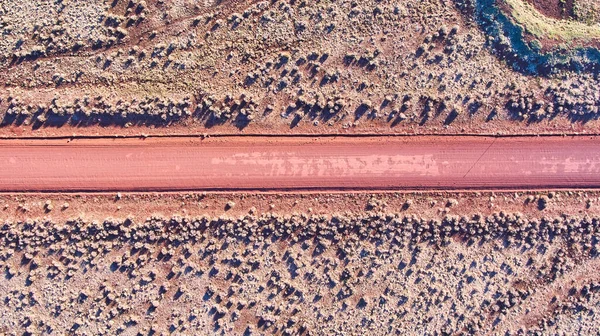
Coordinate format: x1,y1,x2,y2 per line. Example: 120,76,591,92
2,136,600,192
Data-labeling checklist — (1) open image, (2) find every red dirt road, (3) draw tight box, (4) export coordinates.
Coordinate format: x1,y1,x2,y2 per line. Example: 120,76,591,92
1,136,600,192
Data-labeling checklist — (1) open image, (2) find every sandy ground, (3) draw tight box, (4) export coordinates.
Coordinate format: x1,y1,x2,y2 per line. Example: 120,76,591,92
1,136,600,192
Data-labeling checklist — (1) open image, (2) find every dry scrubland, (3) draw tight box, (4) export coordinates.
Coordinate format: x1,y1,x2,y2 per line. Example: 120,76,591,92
1,191,600,335
3,0,600,335
1,0,600,136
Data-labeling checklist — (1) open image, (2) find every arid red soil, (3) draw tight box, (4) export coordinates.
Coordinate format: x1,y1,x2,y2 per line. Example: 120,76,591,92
1,190,599,335
1,136,600,192
3,0,600,334
2,0,600,140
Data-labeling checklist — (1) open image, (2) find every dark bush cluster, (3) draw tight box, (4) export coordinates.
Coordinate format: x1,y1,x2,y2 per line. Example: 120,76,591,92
3,211,599,268
2,95,193,128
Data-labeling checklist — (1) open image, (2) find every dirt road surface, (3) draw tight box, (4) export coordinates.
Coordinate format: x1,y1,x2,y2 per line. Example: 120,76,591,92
1,136,600,192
